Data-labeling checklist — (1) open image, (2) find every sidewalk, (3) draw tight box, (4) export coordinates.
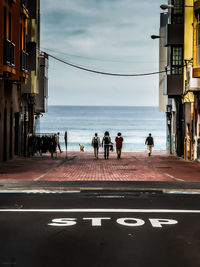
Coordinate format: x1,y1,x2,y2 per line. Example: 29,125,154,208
0,152,199,182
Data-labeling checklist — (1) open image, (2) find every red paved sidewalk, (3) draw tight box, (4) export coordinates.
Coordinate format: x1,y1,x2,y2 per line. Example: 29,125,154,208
0,152,199,181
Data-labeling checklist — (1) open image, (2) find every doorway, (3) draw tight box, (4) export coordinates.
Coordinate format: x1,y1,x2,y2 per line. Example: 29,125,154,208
3,107,7,161
14,112,19,156
9,107,13,158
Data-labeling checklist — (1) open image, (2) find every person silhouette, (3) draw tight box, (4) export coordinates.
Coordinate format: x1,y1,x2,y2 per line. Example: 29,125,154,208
102,131,111,159
145,133,154,156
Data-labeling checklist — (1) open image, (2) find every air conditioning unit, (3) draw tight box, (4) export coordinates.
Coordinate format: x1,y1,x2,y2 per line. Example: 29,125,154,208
186,68,200,91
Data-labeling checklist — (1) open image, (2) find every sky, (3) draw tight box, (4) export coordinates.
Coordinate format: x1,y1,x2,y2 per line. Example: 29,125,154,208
40,0,166,106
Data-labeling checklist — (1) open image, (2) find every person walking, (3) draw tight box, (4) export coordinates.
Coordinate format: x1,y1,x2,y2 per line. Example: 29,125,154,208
102,131,111,159
56,132,62,153
115,132,124,159
145,133,154,157
92,133,100,159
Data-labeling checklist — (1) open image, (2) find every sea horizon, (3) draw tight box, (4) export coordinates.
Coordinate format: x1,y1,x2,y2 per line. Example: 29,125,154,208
37,106,166,153
48,105,159,108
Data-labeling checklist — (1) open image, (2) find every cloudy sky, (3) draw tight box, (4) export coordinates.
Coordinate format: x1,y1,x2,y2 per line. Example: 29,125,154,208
40,0,166,106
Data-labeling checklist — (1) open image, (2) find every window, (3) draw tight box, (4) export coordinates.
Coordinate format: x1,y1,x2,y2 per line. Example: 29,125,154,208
171,0,184,24
171,46,183,74
20,24,22,50
23,26,26,51
9,12,12,40
3,7,7,39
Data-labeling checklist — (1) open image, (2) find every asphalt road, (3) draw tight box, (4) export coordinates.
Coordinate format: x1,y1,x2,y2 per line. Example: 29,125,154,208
0,190,200,267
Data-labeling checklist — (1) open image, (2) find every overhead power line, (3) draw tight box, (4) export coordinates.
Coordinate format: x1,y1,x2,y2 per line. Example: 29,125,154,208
41,47,162,64
42,51,167,77
40,50,192,77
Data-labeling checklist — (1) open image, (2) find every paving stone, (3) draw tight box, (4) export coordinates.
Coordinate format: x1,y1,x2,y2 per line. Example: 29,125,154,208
0,152,199,181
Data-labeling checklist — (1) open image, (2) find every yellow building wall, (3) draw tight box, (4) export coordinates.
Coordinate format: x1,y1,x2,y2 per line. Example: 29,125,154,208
193,0,200,77
184,0,194,102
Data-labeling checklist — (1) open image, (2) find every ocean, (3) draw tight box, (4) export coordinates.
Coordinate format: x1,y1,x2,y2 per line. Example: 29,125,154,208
37,106,166,152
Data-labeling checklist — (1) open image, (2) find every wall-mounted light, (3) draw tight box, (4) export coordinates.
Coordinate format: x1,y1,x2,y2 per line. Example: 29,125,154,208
160,4,174,10
160,3,193,10
151,35,162,39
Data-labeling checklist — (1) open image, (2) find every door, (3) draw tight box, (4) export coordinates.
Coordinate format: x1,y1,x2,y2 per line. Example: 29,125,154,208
3,108,7,161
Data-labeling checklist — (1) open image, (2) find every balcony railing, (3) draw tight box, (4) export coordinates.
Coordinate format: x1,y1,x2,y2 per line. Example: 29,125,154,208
20,0,28,12
9,0,16,4
3,39,15,66
20,50,28,73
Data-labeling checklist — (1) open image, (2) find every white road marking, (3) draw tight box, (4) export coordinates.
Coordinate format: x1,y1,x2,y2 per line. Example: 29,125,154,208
83,217,111,226
117,218,145,226
163,173,184,182
48,217,179,228
34,160,67,181
0,209,200,213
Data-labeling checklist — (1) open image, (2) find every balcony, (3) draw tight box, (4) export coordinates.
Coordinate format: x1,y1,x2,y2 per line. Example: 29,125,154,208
3,39,15,67
164,24,184,46
20,50,28,73
21,0,28,9
164,74,183,96
9,0,16,4
20,0,29,17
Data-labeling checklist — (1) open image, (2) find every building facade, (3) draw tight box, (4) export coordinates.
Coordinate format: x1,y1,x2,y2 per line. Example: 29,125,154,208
159,0,200,161
0,0,29,161
0,0,48,161
160,0,185,157
185,0,200,160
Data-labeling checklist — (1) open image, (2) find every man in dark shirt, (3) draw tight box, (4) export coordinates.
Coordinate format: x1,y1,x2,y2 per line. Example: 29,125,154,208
102,131,111,159
145,133,154,157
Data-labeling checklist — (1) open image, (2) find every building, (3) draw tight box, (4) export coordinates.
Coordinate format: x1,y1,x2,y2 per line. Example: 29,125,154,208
159,12,171,153
0,0,48,161
159,0,200,161
21,0,45,156
159,0,185,157
0,0,29,161
183,0,195,160
184,0,200,160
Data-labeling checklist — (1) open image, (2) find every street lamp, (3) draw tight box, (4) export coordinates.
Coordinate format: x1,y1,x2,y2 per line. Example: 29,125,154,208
160,4,174,10
160,3,193,10
151,35,163,39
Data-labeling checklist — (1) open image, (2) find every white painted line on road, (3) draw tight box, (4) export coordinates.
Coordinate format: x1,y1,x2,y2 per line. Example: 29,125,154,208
0,209,200,213
34,160,67,181
163,173,184,182
0,190,81,194
34,168,56,181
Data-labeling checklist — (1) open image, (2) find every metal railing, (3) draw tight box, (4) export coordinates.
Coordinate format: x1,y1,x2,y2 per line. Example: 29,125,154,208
3,39,15,66
20,0,28,12
20,50,28,73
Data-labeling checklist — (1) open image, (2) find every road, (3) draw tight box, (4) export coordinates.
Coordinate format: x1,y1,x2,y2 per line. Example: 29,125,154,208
1,189,200,266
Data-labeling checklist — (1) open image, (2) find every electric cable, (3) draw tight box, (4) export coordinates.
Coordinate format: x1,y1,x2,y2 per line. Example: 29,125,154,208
43,51,166,77
40,47,164,64
40,49,193,77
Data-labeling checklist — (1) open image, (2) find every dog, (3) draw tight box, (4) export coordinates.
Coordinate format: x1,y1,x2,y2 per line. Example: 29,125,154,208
79,144,84,152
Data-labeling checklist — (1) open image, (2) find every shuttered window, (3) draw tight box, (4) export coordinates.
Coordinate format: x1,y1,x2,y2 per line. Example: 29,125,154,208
171,46,183,74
